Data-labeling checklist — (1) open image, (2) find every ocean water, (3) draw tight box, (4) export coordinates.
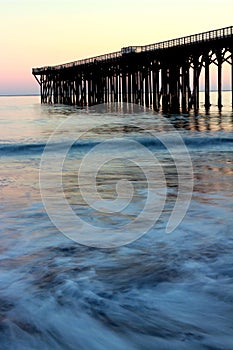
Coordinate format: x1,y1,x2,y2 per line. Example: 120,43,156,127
0,94,233,350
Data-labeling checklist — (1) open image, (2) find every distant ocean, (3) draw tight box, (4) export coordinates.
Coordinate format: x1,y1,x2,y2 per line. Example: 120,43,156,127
0,93,233,350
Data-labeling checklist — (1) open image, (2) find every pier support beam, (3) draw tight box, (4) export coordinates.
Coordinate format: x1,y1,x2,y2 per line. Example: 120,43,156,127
145,69,149,107
161,67,169,112
181,63,190,112
169,65,180,113
152,67,160,111
217,52,222,110
231,50,233,109
193,57,200,112
204,54,211,110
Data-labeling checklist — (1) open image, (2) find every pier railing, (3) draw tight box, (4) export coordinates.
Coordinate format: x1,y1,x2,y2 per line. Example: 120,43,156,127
141,26,233,52
32,26,233,74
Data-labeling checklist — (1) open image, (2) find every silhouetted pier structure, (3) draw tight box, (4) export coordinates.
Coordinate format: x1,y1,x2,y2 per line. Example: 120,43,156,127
32,26,233,112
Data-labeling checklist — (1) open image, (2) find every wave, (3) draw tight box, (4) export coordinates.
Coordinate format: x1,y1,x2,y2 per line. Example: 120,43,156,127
137,135,233,150
0,140,100,157
0,136,232,156
0,142,46,156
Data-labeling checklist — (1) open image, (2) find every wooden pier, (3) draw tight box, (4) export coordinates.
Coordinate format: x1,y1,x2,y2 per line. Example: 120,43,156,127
32,26,233,112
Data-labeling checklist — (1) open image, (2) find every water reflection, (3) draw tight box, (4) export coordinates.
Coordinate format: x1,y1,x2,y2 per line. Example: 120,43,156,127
170,113,233,132
193,153,233,196
31,92,233,138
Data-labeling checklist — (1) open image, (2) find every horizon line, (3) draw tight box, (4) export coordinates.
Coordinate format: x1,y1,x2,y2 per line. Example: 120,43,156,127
0,90,231,97
0,94,40,97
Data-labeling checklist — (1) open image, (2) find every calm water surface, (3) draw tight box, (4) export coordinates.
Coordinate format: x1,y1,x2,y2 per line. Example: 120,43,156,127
0,94,233,350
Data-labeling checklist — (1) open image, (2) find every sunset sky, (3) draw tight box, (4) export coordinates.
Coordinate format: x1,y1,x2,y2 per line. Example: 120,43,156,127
0,0,232,95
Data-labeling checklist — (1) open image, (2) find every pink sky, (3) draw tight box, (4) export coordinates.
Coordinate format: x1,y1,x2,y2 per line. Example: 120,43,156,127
0,0,232,95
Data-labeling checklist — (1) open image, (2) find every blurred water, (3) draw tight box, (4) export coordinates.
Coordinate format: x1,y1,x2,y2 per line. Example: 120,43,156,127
0,95,233,349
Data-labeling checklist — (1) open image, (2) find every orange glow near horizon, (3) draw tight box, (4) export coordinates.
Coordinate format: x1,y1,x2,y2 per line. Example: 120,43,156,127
0,0,233,94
